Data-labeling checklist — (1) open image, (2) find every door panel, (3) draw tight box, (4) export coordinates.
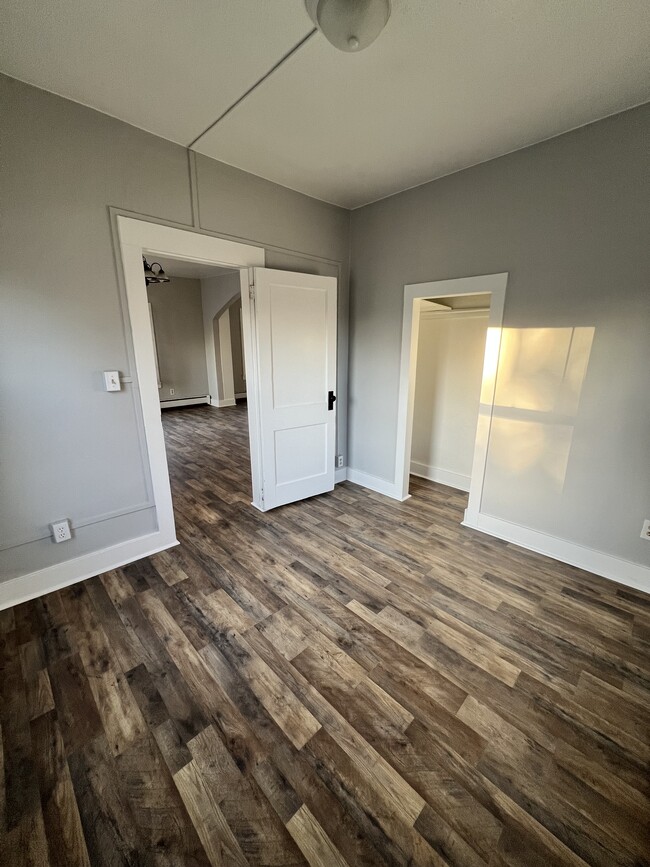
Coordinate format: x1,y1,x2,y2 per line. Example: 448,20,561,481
275,425,328,484
253,268,337,510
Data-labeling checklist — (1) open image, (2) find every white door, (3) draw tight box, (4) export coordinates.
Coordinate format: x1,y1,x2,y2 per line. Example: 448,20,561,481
250,267,337,510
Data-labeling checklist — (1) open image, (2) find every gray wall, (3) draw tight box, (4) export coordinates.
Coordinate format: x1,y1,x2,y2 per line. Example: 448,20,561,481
0,74,350,581
349,103,650,566
147,277,208,402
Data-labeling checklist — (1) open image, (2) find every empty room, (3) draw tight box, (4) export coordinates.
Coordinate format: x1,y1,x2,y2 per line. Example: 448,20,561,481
1,2,649,865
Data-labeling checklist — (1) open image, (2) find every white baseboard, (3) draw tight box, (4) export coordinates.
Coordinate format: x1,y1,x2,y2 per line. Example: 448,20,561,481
0,531,179,611
234,392,247,400
346,468,409,501
209,397,236,408
463,511,650,594
161,396,209,408
410,461,471,492
335,467,348,484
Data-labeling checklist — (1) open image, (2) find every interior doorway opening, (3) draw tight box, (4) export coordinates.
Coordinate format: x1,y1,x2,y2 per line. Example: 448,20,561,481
116,215,339,553
394,273,508,525
410,293,490,494
145,254,245,410
115,215,265,554
143,254,254,532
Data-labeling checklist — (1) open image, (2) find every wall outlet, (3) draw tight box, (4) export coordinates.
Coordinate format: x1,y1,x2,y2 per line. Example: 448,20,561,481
169,388,175,396
641,519,650,541
336,454,344,469
50,519,72,543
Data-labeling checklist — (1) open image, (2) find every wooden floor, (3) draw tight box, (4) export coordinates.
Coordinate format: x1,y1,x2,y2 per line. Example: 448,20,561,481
1,404,649,867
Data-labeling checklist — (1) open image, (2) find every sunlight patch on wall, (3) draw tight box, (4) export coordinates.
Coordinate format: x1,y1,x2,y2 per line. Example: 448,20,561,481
480,326,501,403
485,326,595,494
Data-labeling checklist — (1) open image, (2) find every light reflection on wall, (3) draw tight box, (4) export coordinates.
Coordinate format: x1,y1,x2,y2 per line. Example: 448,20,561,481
483,326,595,493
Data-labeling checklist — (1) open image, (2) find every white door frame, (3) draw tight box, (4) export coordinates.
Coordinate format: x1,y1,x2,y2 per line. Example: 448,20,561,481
394,272,508,522
116,216,265,550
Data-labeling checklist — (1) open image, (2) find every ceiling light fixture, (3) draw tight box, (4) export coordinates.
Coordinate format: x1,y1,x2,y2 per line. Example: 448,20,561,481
143,256,170,285
305,0,391,52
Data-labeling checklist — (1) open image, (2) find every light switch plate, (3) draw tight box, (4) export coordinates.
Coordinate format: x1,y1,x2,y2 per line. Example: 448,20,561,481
103,370,121,392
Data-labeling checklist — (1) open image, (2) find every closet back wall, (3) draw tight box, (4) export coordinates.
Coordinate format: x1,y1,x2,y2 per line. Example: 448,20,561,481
411,311,488,491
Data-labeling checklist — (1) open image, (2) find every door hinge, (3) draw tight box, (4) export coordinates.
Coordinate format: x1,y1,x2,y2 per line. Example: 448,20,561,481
249,284,255,301
260,487,264,506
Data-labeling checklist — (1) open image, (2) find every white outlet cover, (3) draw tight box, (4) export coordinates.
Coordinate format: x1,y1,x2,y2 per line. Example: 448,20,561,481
641,519,650,540
50,519,72,543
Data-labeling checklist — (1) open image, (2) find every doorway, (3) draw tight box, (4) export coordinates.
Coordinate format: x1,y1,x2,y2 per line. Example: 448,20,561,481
394,273,508,525
145,255,243,411
144,255,251,532
116,216,338,561
411,293,490,492
116,216,265,558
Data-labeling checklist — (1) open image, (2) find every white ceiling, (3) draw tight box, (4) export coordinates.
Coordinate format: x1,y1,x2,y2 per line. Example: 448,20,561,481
424,293,490,310
0,0,312,145
2,1,649,208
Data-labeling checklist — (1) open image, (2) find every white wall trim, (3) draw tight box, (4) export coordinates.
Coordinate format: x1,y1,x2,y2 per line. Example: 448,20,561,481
410,461,471,492
335,467,348,484
0,532,179,611
161,396,209,409
235,392,247,400
463,512,650,594
209,397,237,408
346,468,410,501
240,268,265,511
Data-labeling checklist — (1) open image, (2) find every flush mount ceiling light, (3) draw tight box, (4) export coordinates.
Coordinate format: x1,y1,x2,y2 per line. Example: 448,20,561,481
305,0,391,52
143,256,170,284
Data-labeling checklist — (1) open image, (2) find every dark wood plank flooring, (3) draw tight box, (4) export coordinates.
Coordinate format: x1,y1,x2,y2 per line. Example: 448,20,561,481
1,403,649,866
